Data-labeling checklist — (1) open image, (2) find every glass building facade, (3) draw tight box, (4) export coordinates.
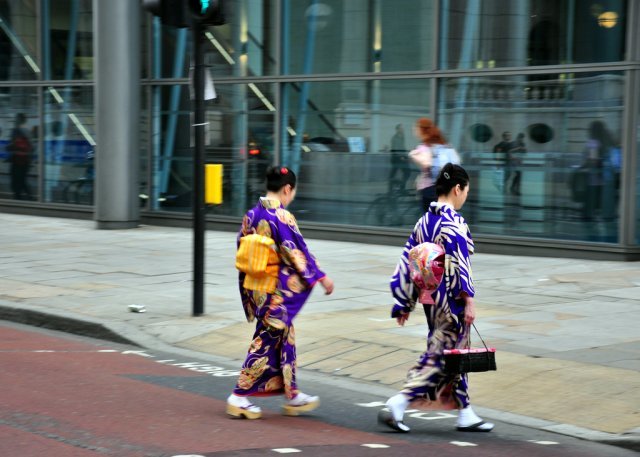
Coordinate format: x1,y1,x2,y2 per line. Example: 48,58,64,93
0,0,638,259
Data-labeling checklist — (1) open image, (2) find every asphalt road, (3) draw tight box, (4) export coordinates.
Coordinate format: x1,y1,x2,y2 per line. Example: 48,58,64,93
0,321,635,457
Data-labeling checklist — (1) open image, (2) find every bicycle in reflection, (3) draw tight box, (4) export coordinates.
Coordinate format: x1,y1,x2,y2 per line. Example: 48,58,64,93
365,178,422,227
62,150,94,205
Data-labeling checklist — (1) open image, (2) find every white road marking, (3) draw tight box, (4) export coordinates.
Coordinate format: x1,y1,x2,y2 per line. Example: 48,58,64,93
450,441,478,447
361,443,390,448
356,401,386,408
272,449,302,453
164,361,239,377
407,411,456,420
125,352,240,377
121,350,155,357
356,402,455,421
171,455,205,457
16,348,240,377
528,440,559,445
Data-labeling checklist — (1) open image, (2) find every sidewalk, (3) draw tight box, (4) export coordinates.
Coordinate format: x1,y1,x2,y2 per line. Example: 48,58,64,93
1,213,639,448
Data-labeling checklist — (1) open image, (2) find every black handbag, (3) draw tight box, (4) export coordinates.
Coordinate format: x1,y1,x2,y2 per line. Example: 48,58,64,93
443,324,497,374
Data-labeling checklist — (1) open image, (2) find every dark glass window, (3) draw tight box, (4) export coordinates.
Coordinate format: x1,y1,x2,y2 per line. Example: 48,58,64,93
152,0,277,79
0,0,39,81
440,0,627,69
438,71,624,243
283,0,436,75
43,0,94,80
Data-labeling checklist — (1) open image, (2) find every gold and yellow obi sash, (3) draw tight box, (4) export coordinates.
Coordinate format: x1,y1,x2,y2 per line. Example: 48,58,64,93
235,234,279,293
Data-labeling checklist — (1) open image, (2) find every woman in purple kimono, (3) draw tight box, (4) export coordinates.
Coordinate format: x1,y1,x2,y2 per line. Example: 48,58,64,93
227,166,334,420
378,163,494,433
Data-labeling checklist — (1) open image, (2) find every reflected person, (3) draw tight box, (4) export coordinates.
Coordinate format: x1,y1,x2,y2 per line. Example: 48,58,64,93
7,113,33,200
388,124,410,192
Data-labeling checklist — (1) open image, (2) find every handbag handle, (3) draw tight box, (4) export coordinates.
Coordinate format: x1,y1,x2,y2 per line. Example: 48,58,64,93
472,323,490,351
462,323,490,350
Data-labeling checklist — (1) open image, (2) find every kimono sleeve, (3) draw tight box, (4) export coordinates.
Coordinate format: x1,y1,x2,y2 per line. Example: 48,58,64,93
389,223,421,318
273,209,326,287
441,224,475,302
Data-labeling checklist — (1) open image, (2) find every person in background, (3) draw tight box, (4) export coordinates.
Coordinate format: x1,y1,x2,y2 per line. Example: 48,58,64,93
508,133,526,196
582,120,617,221
378,163,494,434
388,124,409,192
408,118,450,212
7,113,33,200
227,166,334,420
492,131,514,194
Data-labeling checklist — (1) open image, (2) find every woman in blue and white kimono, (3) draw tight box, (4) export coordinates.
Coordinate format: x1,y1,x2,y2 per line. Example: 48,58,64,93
379,163,494,433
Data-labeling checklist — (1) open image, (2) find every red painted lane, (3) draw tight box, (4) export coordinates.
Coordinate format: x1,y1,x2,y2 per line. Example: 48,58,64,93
0,425,100,457
0,325,113,352
0,324,406,456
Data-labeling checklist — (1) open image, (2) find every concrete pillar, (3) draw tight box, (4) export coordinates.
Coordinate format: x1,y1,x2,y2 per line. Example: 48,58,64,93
93,0,140,229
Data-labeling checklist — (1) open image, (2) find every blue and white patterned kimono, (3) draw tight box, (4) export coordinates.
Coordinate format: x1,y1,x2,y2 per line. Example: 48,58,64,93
390,201,475,408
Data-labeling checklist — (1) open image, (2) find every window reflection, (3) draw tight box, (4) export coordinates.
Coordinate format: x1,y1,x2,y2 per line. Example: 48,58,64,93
152,0,276,79
0,88,38,200
440,0,627,69
284,0,435,75
282,79,430,226
43,0,94,80
149,83,275,216
43,86,95,204
0,0,39,80
438,72,623,243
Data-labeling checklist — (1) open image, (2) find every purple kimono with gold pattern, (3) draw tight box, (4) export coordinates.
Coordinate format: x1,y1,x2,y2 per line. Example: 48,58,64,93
233,198,326,399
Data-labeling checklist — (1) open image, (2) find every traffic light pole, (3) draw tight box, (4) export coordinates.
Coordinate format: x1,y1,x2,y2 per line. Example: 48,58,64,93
142,0,224,317
192,20,206,316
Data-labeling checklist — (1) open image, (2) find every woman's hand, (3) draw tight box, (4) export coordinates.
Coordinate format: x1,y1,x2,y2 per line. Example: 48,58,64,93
396,312,410,327
319,276,334,295
463,296,476,325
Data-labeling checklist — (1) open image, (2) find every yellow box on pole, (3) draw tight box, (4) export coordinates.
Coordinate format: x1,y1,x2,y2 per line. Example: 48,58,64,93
205,164,223,204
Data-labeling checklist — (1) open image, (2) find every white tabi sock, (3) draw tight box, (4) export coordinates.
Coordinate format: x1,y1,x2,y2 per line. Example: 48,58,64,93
457,406,482,427
457,405,494,431
386,393,410,422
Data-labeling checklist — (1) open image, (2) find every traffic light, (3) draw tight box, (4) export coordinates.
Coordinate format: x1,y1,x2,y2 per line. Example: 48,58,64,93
142,0,191,28
142,0,226,27
188,0,225,26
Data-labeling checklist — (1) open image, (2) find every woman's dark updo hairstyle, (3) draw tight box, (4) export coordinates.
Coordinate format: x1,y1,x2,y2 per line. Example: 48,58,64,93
266,166,297,192
435,163,469,196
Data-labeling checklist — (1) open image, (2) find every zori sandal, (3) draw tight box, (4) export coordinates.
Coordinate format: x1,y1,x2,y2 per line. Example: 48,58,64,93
377,409,410,433
226,394,262,420
456,420,494,432
282,392,320,416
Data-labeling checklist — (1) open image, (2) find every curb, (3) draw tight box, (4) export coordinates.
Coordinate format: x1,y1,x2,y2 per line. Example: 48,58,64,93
595,437,640,453
0,304,139,347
